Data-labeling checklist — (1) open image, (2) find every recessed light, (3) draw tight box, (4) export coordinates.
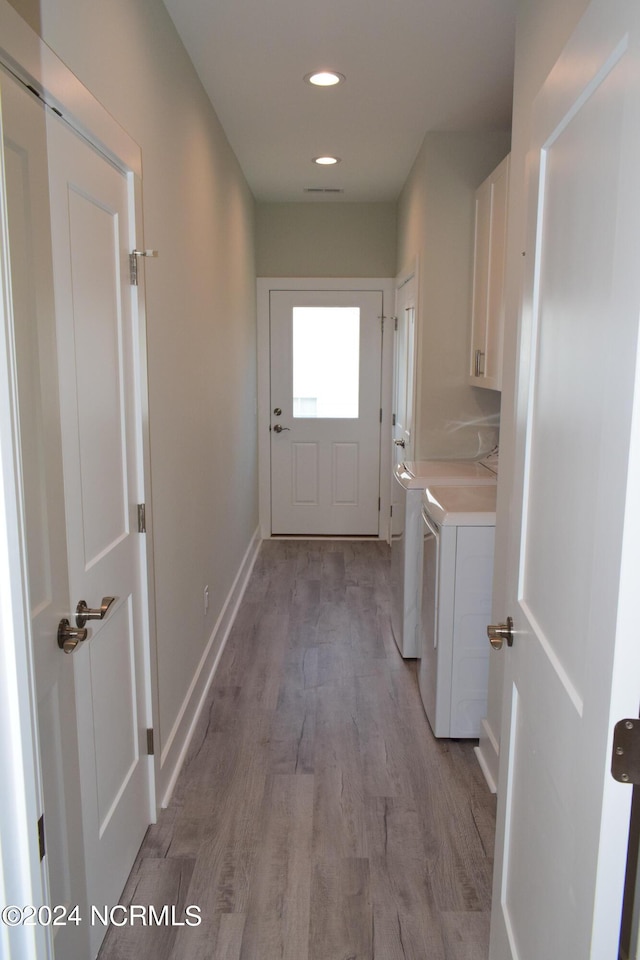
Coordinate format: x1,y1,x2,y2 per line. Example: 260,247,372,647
313,156,341,165
304,71,345,87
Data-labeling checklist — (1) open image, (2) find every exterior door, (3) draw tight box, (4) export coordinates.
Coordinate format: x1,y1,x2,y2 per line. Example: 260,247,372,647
270,289,382,535
3,72,152,959
490,2,640,958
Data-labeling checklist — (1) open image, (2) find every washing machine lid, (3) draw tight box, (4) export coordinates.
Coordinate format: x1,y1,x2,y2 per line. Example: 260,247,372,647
397,458,496,489
423,484,497,526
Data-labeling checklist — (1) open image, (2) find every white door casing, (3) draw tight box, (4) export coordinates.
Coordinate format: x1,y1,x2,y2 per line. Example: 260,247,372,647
490,2,640,957
258,279,394,539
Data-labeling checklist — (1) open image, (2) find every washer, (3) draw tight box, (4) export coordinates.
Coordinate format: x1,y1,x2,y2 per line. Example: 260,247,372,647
419,484,497,738
390,456,497,658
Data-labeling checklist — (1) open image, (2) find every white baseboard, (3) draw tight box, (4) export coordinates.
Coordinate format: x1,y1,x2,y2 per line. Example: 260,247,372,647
158,527,261,807
474,718,499,794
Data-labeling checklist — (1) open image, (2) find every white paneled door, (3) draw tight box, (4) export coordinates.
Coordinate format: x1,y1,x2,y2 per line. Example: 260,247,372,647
392,272,416,467
270,290,382,535
490,1,640,957
3,71,152,959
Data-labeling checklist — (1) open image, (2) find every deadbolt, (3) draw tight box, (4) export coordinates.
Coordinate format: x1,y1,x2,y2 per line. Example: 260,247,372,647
58,619,88,654
487,616,514,651
273,407,282,416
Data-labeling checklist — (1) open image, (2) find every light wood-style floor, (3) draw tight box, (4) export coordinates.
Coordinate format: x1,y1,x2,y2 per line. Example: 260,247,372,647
98,540,496,960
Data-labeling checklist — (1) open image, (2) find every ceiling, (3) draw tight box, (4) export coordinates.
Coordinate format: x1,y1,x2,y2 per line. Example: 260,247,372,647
161,0,516,203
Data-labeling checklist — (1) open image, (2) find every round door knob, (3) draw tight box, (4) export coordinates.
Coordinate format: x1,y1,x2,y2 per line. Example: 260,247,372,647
58,618,89,654
487,616,514,651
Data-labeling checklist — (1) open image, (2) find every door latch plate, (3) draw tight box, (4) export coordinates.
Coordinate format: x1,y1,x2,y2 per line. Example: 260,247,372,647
611,719,640,783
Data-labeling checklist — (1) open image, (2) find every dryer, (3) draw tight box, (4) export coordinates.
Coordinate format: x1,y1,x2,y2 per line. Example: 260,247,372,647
390,456,497,658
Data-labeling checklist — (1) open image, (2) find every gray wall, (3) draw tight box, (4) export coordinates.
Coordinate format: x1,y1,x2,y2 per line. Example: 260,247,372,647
256,202,397,277
397,131,511,459
23,0,259,785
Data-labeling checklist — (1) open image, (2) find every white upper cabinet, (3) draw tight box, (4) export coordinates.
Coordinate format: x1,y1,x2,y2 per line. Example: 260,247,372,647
469,154,510,391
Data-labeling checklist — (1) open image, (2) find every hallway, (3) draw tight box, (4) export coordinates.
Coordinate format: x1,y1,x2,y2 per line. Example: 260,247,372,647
98,540,495,960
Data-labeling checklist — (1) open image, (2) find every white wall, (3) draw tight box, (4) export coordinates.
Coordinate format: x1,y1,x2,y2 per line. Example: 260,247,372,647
396,132,510,459
478,0,591,788
256,201,397,277
17,0,259,789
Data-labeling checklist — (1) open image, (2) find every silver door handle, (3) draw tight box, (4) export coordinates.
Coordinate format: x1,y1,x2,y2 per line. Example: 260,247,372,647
394,438,405,447
487,616,514,651
273,424,290,433
76,596,116,628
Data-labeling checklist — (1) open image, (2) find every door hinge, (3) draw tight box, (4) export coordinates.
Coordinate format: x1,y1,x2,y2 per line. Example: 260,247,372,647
394,316,398,331
392,413,396,426
378,497,381,512
129,249,158,286
147,728,155,756
380,408,383,424
137,503,146,533
38,814,45,861
612,719,640,783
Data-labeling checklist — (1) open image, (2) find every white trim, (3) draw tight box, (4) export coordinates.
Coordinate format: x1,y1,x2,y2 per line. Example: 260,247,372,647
257,277,395,540
474,718,499,794
0,0,141,178
159,527,261,807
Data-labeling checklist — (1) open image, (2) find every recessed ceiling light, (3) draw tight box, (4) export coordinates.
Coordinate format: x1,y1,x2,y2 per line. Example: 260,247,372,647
313,156,341,165
304,71,345,87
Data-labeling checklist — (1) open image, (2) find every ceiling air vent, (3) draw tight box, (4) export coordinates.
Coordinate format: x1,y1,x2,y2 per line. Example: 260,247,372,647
303,188,345,194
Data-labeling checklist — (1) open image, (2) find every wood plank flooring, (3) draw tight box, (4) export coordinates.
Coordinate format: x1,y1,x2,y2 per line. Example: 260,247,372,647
98,540,495,960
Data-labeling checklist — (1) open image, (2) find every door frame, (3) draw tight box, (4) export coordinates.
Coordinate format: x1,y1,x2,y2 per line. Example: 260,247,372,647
257,277,395,540
0,5,159,955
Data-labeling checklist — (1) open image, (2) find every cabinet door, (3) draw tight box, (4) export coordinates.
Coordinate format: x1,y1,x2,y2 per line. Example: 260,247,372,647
470,154,510,391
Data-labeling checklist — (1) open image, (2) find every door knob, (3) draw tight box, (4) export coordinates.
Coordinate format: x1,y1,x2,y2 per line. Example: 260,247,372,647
75,596,116,628
58,619,88,654
273,424,290,433
487,616,514,651
394,438,405,447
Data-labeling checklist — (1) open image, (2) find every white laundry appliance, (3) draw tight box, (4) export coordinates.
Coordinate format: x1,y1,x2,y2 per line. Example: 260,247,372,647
419,484,497,738
390,454,497,658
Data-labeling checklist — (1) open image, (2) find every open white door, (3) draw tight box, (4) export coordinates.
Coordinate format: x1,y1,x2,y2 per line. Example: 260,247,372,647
392,272,416,467
2,68,153,959
490,2,640,957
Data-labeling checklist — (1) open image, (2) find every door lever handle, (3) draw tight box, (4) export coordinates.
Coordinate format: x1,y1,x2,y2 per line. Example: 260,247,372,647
76,596,116,629
487,616,514,651
273,424,291,433
394,438,405,447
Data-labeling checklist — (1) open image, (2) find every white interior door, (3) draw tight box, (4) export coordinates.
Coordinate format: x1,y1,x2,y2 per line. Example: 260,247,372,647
490,2,640,958
392,273,416,466
47,105,152,957
3,71,152,959
270,289,382,535
2,68,90,960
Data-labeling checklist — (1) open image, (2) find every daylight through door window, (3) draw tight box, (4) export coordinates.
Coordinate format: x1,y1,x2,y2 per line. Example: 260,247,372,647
292,307,360,418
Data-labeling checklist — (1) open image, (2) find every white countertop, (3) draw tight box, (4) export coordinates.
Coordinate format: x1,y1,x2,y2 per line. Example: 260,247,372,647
423,484,497,526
